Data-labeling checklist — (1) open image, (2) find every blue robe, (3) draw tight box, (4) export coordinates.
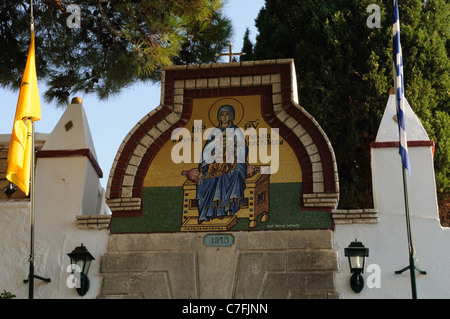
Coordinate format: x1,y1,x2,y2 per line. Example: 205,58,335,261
197,125,248,221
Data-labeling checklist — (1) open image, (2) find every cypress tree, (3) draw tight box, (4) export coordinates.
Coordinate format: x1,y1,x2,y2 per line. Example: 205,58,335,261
247,0,449,208
240,28,255,61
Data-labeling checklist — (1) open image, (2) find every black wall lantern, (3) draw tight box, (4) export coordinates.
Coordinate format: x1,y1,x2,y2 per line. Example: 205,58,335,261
344,239,369,293
67,244,95,296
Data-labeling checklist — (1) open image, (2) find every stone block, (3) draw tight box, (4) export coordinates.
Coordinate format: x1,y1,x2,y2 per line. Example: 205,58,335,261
284,116,299,129
261,271,335,298
234,251,286,299
174,80,184,89
122,175,134,187
219,77,231,87
156,119,171,133
272,93,282,105
246,230,333,250
196,78,208,88
165,112,180,125
185,79,196,89
173,103,183,114
241,76,253,86
286,250,338,271
276,110,289,122
100,250,198,298
305,272,335,292
208,78,218,87
128,272,172,298
231,77,241,87
100,273,130,295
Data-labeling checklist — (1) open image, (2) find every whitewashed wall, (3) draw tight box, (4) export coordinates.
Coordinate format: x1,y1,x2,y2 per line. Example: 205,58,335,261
0,101,110,299
334,93,450,299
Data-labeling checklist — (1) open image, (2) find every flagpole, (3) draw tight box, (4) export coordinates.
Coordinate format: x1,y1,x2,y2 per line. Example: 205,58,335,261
401,164,417,299
29,120,35,299
24,1,50,299
23,100,51,299
395,158,426,298
392,84,420,299
28,1,35,300
391,0,425,299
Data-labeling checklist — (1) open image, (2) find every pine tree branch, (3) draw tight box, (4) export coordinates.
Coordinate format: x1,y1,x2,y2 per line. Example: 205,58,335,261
97,0,126,40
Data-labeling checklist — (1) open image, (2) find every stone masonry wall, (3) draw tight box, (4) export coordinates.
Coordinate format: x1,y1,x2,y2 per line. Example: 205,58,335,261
98,230,339,299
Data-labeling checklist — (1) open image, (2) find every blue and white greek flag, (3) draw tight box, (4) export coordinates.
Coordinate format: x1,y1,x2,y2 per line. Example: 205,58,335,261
393,0,411,174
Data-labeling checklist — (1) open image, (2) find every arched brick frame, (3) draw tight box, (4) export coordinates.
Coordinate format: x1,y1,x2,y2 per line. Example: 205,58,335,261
106,59,339,217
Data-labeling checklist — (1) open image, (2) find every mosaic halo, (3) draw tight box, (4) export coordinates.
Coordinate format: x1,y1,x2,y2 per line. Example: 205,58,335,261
208,97,244,127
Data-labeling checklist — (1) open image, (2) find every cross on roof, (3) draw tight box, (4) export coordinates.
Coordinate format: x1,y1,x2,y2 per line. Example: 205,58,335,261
216,41,246,63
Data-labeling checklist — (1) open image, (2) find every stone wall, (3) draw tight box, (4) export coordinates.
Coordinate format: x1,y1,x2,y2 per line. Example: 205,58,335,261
98,230,339,299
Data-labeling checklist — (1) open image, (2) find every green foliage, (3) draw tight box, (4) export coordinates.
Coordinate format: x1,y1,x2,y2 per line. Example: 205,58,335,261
247,0,449,207
0,290,16,299
433,111,450,197
240,28,255,61
0,0,232,106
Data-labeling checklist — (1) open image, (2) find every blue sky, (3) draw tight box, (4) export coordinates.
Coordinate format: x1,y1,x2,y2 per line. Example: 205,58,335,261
0,0,265,187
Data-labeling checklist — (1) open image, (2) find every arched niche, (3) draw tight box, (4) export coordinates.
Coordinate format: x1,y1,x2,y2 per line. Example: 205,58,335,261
106,59,339,233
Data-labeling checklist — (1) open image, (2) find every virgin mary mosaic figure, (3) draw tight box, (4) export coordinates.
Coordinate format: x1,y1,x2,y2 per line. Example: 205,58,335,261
196,105,248,224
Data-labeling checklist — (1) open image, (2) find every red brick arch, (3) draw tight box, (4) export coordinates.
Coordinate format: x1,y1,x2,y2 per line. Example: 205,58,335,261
106,60,339,217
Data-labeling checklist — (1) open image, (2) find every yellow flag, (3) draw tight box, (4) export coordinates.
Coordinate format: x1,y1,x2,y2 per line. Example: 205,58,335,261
6,32,41,196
